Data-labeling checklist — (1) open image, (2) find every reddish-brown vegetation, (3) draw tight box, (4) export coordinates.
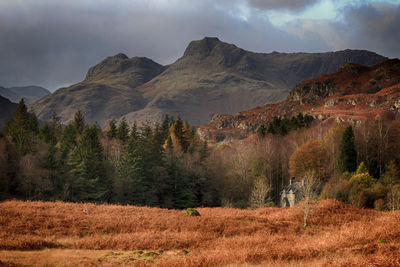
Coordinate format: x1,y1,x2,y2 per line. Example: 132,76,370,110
199,59,400,142
1,200,399,266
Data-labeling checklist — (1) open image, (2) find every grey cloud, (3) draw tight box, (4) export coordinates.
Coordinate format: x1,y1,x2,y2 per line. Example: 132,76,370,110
339,2,400,58
286,2,400,59
245,0,320,11
0,0,398,92
0,0,329,91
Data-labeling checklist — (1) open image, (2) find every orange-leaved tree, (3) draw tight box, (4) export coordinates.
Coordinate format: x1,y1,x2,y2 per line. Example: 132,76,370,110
289,139,327,180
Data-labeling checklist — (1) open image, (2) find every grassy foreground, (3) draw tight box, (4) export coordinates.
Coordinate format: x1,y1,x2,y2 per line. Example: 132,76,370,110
0,200,399,266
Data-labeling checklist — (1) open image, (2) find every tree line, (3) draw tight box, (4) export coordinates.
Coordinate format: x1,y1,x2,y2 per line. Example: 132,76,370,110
0,100,218,208
1,99,399,211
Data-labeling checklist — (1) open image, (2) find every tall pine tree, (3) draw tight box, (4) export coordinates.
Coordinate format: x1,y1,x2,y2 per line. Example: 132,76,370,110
5,99,34,155
340,126,357,172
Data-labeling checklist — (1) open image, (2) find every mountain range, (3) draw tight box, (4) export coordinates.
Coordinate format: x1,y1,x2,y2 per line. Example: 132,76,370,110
0,86,50,104
29,37,386,127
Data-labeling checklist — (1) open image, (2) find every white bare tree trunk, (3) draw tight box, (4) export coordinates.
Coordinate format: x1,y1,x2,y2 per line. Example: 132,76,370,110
298,171,320,228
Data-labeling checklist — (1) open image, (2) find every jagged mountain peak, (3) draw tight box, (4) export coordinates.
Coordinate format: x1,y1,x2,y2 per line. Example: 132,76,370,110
182,37,242,61
113,53,129,59
183,37,222,57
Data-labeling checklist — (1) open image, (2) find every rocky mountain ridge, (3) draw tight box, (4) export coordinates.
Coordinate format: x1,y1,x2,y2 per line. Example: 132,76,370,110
29,37,386,127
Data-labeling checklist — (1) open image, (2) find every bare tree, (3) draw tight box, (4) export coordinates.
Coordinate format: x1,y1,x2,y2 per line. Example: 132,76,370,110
387,185,400,211
249,177,271,208
297,171,320,228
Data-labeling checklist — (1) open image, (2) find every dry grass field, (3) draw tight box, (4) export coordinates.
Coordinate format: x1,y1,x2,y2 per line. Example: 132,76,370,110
0,199,399,266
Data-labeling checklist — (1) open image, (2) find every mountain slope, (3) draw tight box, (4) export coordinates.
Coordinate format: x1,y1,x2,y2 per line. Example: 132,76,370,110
0,86,50,104
29,37,386,126
124,38,386,125
199,58,400,142
30,55,165,124
0,95,17,128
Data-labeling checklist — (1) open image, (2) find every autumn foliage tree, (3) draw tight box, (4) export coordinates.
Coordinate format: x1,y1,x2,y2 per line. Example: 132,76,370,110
289,140,327,180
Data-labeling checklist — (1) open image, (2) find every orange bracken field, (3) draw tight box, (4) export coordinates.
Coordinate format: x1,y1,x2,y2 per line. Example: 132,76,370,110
0,200,399,266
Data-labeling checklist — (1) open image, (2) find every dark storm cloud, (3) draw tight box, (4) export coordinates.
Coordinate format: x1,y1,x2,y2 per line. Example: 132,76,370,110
339,2,400,59
245,0,320,11
0,0,328,91
0,0,398,91
287,2,400,59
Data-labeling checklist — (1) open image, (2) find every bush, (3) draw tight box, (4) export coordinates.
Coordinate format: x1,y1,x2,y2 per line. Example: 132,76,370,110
185,208,200,216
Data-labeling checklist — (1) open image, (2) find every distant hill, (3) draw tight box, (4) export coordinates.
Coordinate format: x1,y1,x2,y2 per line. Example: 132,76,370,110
30,37,386,127
0,86,50,104
0,95,17,128
199,58,400,142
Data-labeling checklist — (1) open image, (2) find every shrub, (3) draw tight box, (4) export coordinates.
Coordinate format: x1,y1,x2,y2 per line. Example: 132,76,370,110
185,208,200,216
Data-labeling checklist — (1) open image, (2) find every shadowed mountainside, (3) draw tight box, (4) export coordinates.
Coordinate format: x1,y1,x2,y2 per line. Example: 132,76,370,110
0,86,50,104
0,95,17,128
29,37,386,126
29,55,165,125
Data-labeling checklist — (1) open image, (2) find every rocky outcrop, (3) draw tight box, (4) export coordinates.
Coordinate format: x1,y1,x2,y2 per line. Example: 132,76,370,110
200,59,400,143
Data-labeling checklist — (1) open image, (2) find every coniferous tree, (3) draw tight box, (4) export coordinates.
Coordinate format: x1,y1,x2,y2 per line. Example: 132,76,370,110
116,129,147,204
116,119,129,142
161,115,170,140
60,124,77,158
39,123,57,145
50,112,63,141
67,126,109,202
107,119,117,139
340,126,357,172
72,110,85,134
181,122,191,152
28,113,39,134
5,99,33,155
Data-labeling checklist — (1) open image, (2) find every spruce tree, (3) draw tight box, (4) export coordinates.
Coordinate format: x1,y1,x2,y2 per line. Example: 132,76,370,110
116,119,129,142
161,115,170,140
107,119,117,139
340,126,358,172
67,126,109,202
39,123,57,145
72,110,85,134
5,99,32,154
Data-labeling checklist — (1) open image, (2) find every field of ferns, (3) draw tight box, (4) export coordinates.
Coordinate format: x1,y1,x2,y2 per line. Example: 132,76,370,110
0,199,400,266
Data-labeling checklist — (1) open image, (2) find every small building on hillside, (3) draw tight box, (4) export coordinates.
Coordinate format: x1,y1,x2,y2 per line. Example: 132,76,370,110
280,177,302,207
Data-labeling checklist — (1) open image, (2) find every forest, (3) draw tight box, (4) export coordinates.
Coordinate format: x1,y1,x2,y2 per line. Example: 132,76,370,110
1,99,400,211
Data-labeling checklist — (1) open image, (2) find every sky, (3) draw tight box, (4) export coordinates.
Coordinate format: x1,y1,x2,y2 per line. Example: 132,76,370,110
0,0,399,91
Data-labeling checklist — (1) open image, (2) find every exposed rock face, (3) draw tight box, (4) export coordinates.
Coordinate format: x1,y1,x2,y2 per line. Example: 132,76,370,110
200,59,400,143
29,37,387,127
289,59,400,103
